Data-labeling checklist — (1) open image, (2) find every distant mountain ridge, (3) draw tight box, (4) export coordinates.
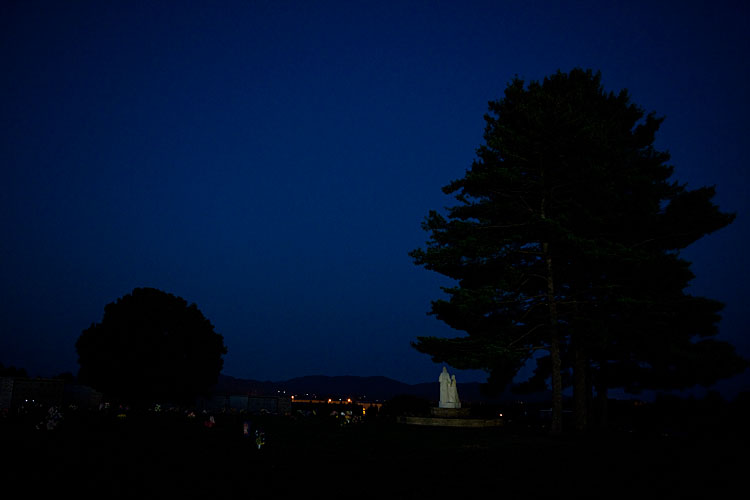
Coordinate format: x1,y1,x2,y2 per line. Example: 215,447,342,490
214,374,550,403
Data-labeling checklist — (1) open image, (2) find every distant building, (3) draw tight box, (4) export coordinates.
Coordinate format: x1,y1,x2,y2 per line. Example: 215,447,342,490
196,393,292,415
290,397,382,416
0,377,102,411
0,377,12,410
0,377,64,410
63,383,103,409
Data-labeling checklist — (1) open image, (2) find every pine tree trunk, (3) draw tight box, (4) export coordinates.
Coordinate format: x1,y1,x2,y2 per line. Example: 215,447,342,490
549,331,563,434
573,339,588,432
572,297,589,432
586,357,594,428
543,242,563,434
597,360,609,430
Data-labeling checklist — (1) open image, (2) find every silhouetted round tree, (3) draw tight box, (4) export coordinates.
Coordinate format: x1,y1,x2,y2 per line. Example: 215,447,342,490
76,287,227,406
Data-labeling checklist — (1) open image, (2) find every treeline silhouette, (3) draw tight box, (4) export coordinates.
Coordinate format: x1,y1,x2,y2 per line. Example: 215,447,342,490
0,363,29,378
3,360,749,438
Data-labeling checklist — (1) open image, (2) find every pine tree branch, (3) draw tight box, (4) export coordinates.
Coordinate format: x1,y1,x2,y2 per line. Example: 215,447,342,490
510,323,545,347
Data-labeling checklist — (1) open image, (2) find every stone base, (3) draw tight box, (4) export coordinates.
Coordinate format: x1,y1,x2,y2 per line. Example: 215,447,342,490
397,416,504,428
430,407,471,418
396,406,503,427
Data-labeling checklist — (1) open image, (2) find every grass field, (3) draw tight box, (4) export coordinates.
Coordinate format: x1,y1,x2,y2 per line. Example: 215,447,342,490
2,407,747,498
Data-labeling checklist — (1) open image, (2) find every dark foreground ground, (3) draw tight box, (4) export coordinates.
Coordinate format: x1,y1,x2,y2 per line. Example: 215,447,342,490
2,408,748,498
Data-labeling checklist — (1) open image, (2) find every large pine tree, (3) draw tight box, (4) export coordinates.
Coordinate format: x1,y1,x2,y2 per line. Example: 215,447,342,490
410,69,744,433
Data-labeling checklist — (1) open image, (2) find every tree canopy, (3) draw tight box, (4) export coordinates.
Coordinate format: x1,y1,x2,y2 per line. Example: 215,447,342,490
0,363,28,378
410,68,745,432
76,287,227,405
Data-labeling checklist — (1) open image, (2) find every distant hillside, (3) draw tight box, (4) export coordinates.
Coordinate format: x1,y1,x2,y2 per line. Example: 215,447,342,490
214,374,550,403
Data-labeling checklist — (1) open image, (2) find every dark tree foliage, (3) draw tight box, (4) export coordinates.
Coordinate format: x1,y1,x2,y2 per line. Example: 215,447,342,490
76,287,227,406
410,68,745,432
55,372,76,383
0,363,28,377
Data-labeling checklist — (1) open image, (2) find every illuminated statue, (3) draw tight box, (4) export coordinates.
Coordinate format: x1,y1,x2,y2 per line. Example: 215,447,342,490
450,374,460,408
439,366,461,408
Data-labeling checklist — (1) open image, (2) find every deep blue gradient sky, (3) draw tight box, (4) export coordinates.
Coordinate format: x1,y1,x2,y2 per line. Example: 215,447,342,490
2,1,748,392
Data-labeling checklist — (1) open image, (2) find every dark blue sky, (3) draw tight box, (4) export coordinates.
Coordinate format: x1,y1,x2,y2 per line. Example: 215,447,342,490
2,1,748,392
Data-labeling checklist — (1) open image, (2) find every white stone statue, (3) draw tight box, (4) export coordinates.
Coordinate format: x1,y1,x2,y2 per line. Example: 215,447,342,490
450,374,460,408
438,366,461,409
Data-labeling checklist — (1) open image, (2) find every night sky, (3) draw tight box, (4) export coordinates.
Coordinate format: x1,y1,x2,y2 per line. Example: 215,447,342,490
2,1,748,394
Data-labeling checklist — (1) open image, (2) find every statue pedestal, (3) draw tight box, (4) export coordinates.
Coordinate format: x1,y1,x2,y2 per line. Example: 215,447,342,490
398,407,503,428
430,407,471,418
